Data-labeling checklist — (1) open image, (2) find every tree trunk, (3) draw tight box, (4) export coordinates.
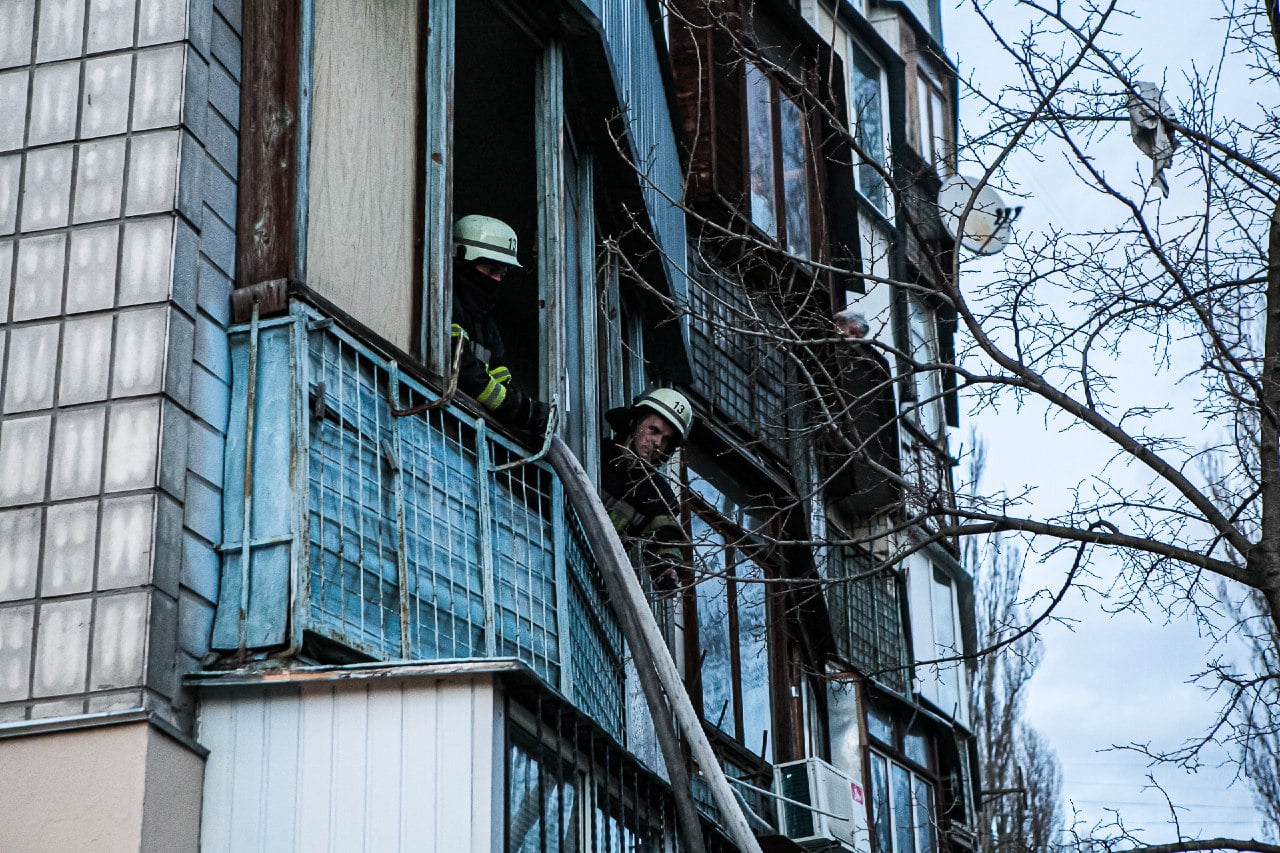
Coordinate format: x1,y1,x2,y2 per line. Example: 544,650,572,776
1261,198,1280,642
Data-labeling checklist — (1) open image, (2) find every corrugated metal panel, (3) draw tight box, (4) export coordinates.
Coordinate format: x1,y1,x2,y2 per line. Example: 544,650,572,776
198,675,500,853
583,0,689,315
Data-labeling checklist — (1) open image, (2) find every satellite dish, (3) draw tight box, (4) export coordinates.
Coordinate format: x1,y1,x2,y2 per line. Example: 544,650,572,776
937,174,1021,256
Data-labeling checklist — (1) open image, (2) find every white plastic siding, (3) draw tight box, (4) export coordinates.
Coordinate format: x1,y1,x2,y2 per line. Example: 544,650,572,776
198,675,503,853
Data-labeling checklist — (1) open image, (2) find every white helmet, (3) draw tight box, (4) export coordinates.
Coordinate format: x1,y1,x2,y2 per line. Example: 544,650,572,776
607,387,695,445
453,214,522,268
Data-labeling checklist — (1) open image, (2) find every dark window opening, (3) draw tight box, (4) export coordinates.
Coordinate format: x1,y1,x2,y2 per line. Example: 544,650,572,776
454,3,541,403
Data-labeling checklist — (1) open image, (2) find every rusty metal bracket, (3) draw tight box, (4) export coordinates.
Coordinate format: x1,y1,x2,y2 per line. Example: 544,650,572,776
489,394,559,473
389,332,464,417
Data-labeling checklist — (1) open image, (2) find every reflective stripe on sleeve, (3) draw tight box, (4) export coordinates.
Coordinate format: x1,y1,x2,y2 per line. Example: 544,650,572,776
488,365,512,384
477,377,508,409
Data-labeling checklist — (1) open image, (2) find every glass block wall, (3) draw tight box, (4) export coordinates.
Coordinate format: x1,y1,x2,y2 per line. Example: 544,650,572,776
0,0,239,730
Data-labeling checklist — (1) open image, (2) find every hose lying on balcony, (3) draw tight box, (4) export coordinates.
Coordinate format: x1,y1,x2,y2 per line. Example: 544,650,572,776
547,438,762,853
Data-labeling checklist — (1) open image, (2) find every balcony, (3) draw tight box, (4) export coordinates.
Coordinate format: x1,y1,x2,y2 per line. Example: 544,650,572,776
209,299,624,737
206,296,793,846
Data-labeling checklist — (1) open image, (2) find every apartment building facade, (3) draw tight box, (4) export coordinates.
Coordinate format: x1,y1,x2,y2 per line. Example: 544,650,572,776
0,0,977,850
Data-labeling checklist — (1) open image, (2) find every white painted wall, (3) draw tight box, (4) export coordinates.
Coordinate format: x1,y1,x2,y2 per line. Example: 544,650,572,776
0,719,205,852
198,674,504,853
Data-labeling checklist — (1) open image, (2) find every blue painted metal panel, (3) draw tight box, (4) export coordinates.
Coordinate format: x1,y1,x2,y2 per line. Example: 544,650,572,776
212,316,297,650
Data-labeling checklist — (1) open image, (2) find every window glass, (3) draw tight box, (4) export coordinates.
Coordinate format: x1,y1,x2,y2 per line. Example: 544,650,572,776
593,798,660,853
694,514,734,736
827,681,862,775
930,88,946,167
688,462,770,534
847,41,887,212
870,752,892,852
746,63,778,238
914,774,937,853
779,95,811,258
622,300,646,404
904,727,931,769
689,461,776,758
690,468,736,518
916,77,931,157
916,70,949,170
508,741,578,853
892,762,917,853
866,701,894,745
738,556,773,760
930,567,962,713
907,295,942,439
871,747,939,853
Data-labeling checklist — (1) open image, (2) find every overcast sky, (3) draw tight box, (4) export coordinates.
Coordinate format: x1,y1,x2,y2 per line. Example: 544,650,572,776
942,0,1270,842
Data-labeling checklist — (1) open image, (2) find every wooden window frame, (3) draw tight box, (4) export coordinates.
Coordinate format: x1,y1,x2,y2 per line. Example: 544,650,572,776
842,30,892,216
867,747,940,853
742,62,818,258
914,64,951,174
682,466,781,762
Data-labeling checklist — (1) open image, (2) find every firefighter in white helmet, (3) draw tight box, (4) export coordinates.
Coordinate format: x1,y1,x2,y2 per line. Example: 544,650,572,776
451,215,549,437
601,388,695,591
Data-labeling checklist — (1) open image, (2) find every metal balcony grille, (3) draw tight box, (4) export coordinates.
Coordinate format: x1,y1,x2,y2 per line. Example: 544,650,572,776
214,301,625,737
687,262,788,455
826,546,911,694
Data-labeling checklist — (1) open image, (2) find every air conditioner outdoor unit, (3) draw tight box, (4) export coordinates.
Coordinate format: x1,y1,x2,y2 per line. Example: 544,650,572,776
774,757,871,852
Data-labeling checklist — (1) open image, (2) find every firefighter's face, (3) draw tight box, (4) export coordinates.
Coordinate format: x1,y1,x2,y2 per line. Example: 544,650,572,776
473,260,512,282
630,414,677,462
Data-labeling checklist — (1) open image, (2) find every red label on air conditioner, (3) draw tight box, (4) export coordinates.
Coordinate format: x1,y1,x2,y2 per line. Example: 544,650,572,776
851,783,864,804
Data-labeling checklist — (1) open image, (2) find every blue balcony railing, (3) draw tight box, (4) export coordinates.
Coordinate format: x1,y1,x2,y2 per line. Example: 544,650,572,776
211,300,625,737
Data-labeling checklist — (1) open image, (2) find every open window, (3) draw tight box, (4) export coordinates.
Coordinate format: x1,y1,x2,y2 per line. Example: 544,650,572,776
452,2,541,404
240,0,606,461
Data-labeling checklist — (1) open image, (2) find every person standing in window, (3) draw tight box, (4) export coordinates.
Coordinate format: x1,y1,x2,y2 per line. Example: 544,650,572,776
601,389,694,591
451,215,549,438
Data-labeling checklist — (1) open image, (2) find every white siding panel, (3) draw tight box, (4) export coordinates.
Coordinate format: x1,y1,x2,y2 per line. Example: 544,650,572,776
199,675,500,853
260,693,302,853
295,688,336,853
364,686,405,851
404,676,439,845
